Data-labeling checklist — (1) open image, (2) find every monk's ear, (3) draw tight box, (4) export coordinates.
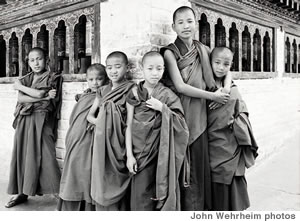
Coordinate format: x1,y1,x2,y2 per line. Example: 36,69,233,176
171,23,175,32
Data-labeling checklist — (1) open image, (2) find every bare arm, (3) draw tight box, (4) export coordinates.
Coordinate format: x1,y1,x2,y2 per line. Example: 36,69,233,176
164,50,229,103
14,80,46,98
17,88,56,104
87,96,100,125
125,102,137,174
223,71,232,94
17,91,49,103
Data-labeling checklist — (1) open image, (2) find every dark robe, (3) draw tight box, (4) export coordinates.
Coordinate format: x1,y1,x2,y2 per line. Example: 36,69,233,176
90,81,135,210
7,71,62,196
57,89,97,211
161,37,215,210
207,84,258,211
126,82,189,211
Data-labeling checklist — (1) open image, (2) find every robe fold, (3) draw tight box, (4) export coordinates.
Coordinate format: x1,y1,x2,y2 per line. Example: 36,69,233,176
161,37,214,210
8,71,62,196
90,81,135,209
58,89,97,210
207,84,258,185
126,82,189,211
207,84,258,210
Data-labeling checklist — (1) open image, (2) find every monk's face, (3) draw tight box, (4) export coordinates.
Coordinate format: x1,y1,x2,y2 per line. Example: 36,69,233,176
86,70,107,92
105,56,128,84
142,55,164,87
28,50,46,74
211,50,233,79
172,9,196,40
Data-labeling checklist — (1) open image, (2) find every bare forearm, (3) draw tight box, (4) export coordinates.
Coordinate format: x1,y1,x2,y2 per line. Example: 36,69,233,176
125,126,134,157
177,83,214,100
223,71,232,93
18,93,48,103
17,84,45,98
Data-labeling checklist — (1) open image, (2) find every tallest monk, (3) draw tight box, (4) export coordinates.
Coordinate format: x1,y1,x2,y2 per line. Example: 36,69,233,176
161,6,231,211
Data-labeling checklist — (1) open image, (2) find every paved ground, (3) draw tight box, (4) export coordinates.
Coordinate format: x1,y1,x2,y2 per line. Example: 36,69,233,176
0,134,299,211
247,133,300,211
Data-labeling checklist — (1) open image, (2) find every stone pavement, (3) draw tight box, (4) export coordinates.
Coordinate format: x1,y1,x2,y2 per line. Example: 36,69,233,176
247,132,300,211
0,134,299,211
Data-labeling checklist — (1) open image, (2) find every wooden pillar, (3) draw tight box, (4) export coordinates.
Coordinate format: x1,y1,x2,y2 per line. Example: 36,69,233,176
4,34,10,77
261,31,265,72
32,29,39,47
93,2,101,63
250,31,254,72
225,24,230,47
47,23,56,72
16,30,23,77
270,32,273,73
296,40,299,73
66,23,75,74
238,29,243,73
290,39,293,73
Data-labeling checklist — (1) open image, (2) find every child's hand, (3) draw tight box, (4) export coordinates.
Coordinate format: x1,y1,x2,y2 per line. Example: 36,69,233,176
86,122,95,131
48,89,57,99
126,155,138,175
146,96,163,112
212,89,229,104
13,80,22,91
209,101,223,110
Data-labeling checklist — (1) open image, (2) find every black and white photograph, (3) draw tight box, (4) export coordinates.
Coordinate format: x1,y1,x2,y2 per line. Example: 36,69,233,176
0,0,299,219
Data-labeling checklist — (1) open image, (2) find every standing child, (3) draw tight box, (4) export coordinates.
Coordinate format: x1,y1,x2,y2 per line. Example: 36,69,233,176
207,47,258,211
5,47,62,208
57,64,108,211
87,51,135,211
125,51,189,211
161,6,231,211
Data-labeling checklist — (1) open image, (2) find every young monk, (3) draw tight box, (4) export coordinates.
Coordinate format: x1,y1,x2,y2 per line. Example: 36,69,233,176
5,47,62,208
57,64,108,211
161,6,231,211
87,51,135,211
207,47,258,211
125,51,189,211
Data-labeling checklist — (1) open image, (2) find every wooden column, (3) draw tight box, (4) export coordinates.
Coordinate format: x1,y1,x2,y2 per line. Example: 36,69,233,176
261,30,265,72
270,32,273,72
32,29,39,48
16,30,23,77
66,23,75,74
225,24,230,47
47,23,56,72
4,34,10,77
93,2,101,63
250,30,254,72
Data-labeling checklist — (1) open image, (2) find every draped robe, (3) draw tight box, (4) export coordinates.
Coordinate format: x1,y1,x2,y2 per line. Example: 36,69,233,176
8,71,62,196
161,37,215,210
90,81,135,210
207,84,258,185
126,82,189,211
58,89,97,210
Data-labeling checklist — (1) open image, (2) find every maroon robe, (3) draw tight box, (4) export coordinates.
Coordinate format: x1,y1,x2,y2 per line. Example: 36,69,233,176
126,81,189,211
58,89,97,211
8,71,62,196
161,37,215,210
207,84,258,210
90,81,135,210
